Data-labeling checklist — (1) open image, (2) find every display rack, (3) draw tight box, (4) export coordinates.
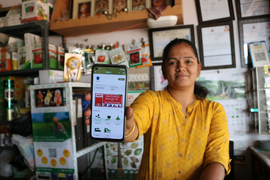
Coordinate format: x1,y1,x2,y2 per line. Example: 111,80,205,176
0,20,59,77
245,67,269,135
30,82,108,180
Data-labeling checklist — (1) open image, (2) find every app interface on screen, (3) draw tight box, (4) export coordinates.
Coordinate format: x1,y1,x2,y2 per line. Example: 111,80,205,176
91,66,127,139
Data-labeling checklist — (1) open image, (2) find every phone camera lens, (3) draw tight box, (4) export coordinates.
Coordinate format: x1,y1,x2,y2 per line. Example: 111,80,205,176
95,67,98,70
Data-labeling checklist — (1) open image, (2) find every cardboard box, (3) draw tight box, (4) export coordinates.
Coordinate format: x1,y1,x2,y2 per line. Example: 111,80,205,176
0,18,3,28
57,46,65,70
24,33,41,46
25,85,31,108
15,88,25,100
32,43,57,68
0,76,25,100
21,0,49,22
39,70,64,84
11,52,18,70
1,16,22,27
0,76,24,87
0,47,12,72
8,37,25,49
18,45,32,70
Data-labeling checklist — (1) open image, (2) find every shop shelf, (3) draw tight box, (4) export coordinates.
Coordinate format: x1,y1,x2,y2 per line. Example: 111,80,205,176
50,0,183,36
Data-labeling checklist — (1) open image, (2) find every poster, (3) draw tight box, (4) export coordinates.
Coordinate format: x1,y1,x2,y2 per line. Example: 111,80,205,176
196,72,248,138
31,87,74,173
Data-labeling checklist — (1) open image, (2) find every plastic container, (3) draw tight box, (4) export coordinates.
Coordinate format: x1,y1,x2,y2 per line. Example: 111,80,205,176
147,15,178,28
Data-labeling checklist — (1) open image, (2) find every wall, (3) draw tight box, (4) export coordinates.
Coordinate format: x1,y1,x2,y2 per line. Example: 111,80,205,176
1,0,270,179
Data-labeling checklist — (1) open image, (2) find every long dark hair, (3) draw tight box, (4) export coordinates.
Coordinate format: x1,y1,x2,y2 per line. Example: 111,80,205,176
162,38,209,99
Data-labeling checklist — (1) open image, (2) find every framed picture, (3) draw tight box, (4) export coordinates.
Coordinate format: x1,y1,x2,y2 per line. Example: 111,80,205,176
150,63,168,91
148,25,195,61
73,0,94,19
197,21,236,70
238,18,270,68
95,0,109,15
235,0,270,20
195,0,234,24
132,0,146,12
248,41,270,67
113,0,127,13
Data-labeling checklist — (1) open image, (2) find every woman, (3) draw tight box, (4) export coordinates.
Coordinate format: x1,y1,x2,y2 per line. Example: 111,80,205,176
85,38,231,180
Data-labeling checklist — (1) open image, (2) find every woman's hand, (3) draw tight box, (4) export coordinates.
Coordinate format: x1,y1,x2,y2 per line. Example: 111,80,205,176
123,105,139,142
84,93,138,141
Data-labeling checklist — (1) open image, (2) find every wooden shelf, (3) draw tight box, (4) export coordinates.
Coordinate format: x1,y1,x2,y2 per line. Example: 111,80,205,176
50,0,183,36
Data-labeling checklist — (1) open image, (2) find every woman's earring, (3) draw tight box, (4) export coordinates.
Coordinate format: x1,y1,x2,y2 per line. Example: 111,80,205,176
176,69,179,72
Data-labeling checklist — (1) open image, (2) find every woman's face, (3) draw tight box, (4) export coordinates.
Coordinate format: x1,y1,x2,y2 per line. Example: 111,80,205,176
162,43,201,91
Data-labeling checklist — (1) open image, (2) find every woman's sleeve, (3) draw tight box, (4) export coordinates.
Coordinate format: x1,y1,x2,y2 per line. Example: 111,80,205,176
203,103,231,175
130,90,157,141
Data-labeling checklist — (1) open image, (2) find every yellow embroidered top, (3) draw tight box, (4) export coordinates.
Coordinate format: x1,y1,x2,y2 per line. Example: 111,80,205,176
131,90,231,180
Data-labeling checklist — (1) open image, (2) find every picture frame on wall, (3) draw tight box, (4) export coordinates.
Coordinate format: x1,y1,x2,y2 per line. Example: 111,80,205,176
197,21,236,70
235,0,270,20
113,0,127,13
95,0,109,15
238,18,270,68
148,25,195,61
151,0,174,7
73,0,95,19
132,0,146,12
195,0,234,24
248,41,270,67
150,63,168,91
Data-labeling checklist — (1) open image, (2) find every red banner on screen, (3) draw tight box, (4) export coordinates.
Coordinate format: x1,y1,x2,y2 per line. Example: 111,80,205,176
95,93,123,108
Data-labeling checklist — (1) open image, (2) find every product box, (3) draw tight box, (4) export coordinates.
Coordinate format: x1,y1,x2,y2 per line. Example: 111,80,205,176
0,47,12,72
0,5,22,27
1,16,22,27
25,85,31,108
0,76,25,100
15,88,25,100
24,33,41,46
0,19,3,28
17,45,32,70
21,0,49,22
11,52,18,70
64,53,82,82
57,46,65,70
8,37,25,49
32,43,57,69
39,70,64,84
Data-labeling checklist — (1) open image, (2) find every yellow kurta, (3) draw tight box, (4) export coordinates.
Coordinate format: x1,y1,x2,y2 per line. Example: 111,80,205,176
131,90,231,180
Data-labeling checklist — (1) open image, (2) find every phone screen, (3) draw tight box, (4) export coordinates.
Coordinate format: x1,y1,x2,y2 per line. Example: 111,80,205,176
91,64,128,141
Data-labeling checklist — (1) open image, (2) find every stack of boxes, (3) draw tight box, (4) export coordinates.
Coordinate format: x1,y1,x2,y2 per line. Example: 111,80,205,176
16,33,60,70
0,47,12,72
0,5,22,28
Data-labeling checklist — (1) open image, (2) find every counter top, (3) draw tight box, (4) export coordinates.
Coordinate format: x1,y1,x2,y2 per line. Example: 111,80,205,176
249,146,270,171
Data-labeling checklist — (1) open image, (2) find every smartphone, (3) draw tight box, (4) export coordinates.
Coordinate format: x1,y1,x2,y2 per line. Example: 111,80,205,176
90,64,128,142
